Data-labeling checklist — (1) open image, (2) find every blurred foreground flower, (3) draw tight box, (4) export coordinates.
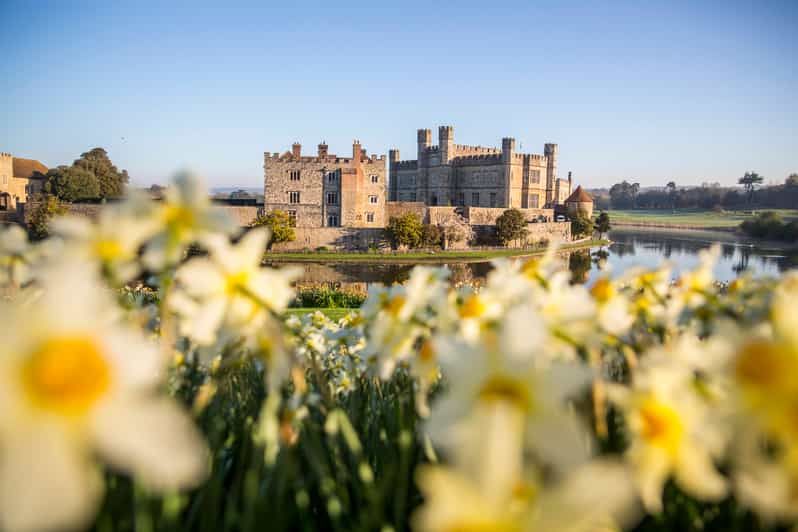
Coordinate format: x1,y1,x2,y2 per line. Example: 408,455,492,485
0,260,207,532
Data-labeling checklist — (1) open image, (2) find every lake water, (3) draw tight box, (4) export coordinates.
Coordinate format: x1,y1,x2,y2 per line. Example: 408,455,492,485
269,227,798,291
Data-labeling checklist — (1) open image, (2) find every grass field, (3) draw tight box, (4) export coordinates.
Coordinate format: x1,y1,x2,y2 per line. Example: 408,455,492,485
286,307,357,320
265,239,608,263
609,208,798,229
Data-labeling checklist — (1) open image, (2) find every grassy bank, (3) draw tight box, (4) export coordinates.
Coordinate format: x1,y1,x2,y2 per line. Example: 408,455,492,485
265,239,609,263
609,208,798,229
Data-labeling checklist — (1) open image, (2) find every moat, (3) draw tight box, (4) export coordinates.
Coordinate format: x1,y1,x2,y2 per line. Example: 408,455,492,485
267,227,798,290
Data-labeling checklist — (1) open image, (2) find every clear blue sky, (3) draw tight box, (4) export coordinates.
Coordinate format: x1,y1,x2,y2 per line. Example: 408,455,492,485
1,0,796,189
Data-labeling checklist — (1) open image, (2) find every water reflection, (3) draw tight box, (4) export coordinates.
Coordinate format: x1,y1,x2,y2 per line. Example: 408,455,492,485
269,228,798,290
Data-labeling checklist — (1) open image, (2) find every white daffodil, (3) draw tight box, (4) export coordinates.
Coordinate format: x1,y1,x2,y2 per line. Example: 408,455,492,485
413,460,638,532
675,244,720,308
51,194,160,283
429,304,592,472
0,260,207,532
361,266,450,379
608,363,728,513
170,228,299,386
142,172,236,270
589,276,634,337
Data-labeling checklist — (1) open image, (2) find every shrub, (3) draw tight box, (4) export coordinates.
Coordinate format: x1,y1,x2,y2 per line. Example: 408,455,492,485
495,208,527,246
291,286,367,308
27,195,67,240
420,223,442,248
571,209,595,239
386,213,423,248
251,210,295,248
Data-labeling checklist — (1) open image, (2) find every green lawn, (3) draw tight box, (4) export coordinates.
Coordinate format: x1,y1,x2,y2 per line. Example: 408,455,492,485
608,208,798,228
265,240,608,263
285,308,357,320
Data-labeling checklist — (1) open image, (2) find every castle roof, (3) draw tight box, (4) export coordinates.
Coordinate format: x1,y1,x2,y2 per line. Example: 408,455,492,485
13,157,47,180
565,185,592,203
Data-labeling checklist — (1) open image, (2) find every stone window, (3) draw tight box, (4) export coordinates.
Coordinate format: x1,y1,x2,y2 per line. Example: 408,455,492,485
289,170,301,181
326,192,338,205
529,194,539,208
471,192,479,206
409,192,416,201
326,171,337,183
458,193,465,206
366,212,374,223
1,175,6,185
369,195,378,204
287,210,297,225
327,214,339,227
430,195,438,206
489,192,497,207
531,169,540,183
289,191,300,204
370,174,379,183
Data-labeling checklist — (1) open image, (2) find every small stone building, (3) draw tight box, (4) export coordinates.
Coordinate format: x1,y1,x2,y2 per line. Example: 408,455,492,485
0,153,47,210
263,141,386,228
564,185,594,218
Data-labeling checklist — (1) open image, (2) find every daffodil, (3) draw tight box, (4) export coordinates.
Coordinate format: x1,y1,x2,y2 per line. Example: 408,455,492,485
608,363,727,513
142,172,236,270
0,260,207,532
51,193,160,283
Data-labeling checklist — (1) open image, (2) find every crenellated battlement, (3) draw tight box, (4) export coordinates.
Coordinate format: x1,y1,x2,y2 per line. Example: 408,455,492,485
393,160,418,170
0,152,12,159
451,153,503,165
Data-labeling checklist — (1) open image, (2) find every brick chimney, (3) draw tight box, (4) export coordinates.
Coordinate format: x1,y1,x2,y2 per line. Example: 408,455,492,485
352,140,361,162
292,142,301,158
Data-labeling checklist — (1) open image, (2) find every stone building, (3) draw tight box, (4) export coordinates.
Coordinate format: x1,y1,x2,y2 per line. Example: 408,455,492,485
263,141,386,228
389,126,571,209
564,185,594,218
0,153,47,211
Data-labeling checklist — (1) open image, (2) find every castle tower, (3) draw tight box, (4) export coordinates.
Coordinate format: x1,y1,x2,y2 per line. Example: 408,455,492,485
318,141,328,158
439,125,453,164
502,138,516,206
388,149,400,201
417,129,432,166
0,153,12,198
544,143,558,206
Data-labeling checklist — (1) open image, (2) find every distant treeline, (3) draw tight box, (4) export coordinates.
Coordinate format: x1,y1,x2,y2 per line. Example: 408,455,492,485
592,173,798,211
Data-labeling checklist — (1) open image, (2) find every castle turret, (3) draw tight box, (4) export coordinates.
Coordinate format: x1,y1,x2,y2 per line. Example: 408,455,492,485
292,142,302,158
501,137,516,163
439,125,453,164
417,129,432,165
544,143,558,206
318,141,328,158
388,149,400,163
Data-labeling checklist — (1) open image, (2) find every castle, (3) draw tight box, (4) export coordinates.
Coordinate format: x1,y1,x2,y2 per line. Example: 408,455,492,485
389,126,572,209
0,153,47,211
263,141,386,228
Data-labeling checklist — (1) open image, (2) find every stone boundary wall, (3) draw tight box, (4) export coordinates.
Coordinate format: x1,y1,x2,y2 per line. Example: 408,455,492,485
465,207,554,225
271,227,387,251
473,221,570,248
384,201,428,222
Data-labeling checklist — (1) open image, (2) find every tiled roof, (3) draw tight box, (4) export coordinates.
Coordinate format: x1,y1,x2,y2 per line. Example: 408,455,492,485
565,185,592,203
12,158,48,180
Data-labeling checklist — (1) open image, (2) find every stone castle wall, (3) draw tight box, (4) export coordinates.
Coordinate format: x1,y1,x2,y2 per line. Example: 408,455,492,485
270,227,386,251
263,142,386,229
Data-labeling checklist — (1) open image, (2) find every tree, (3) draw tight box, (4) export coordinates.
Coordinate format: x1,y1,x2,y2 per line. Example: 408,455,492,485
570,209,594,239
437,212,474,249
420,224,442,248
786,174,798,187
666,181,677,209
495,208,527,246
738,171,764,204
73,148,129,198
595,211,611,239
386,213,423,249
27,195,67,240
250,209,295,249
44,165,100,202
